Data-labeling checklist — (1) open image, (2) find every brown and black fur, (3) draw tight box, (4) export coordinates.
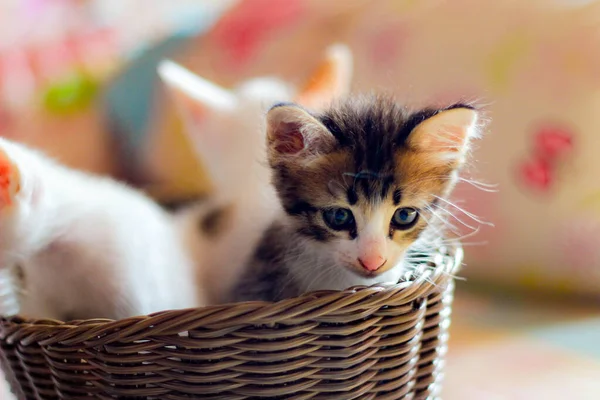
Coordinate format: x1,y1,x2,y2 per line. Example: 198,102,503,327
232,95,478,302
272,96,471,241
232,222,302,302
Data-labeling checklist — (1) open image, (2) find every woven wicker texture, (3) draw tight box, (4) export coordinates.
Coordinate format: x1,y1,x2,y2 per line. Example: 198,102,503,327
0,246,461,399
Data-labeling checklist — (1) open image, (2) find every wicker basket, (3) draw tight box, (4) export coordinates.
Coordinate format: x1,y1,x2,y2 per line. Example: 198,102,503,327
0,246,461,400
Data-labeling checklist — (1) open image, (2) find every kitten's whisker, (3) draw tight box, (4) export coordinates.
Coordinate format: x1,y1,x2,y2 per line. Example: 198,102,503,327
440,240,488,247
439,226,482,243
429,265,467,281
428,204,479,232
421,210,462,236
458,177,499,193
433,195,494,227
423,205,457,227
342,171,361,191
298,254,337,293
422,273,440,288
403,260,437,265
304,269,327,292
418,217,450,239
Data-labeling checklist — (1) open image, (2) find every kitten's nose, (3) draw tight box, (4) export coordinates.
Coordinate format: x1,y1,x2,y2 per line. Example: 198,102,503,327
358,256,387,272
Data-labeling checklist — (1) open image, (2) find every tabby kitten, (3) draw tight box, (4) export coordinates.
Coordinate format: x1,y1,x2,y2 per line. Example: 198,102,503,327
233,95,481,302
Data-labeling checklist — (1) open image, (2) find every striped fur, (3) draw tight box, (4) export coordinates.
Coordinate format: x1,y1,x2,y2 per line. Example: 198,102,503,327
233,95,481,302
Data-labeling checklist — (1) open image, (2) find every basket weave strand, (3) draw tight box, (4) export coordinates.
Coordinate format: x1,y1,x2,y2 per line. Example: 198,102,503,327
0,246,461,399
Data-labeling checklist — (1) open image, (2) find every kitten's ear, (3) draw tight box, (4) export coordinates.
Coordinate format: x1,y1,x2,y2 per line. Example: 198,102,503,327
266,104,336,160
295,44,353,110
406,106,480,163
157,60,237,126
145,61,239,200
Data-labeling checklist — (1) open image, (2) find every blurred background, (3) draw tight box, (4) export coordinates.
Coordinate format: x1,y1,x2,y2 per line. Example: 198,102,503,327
1,0,599,398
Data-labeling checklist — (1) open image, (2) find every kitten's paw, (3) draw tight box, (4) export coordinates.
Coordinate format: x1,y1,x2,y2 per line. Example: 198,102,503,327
0,147,21,210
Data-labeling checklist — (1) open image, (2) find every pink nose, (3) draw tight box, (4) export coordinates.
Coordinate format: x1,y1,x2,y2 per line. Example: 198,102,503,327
358,255,387,272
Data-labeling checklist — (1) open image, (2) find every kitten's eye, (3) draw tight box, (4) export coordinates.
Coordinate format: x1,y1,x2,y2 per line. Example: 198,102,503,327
323,208,355,230
392,207,419,229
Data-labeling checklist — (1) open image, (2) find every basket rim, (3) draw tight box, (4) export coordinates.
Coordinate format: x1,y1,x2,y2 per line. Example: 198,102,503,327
0,245,462,346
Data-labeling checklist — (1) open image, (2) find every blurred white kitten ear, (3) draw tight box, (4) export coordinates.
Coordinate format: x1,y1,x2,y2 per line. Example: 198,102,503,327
407,106,480,163
158,60,238,124
266,104,336,159
295,43,353,110
142,61,239,201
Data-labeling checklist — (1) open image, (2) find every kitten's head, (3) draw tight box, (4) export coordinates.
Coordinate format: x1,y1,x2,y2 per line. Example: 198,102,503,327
158,44,353,199
266,95,481,277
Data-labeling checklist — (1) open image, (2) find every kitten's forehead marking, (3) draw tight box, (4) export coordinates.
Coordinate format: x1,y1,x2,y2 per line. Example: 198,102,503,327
346,186,358,205
393,190,402,206
342,171,396,205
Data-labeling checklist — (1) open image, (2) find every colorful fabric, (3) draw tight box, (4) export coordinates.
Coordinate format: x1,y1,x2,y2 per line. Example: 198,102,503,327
102,35,191,176
0,0,229,177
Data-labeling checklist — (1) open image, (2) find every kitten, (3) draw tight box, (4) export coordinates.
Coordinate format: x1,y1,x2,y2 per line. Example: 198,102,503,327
232,95,482,302
0,44,353,319
157,44,353,304
0,137,201,320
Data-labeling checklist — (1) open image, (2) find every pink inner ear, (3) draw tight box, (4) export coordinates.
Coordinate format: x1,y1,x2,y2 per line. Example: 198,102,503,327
273,122,305,154
428,124,468,152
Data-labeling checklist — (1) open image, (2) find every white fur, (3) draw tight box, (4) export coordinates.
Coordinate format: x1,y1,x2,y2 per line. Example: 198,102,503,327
288,238,408,295
158,60,238,112
169,74,292,303
0,138,202,320
278,204,413,295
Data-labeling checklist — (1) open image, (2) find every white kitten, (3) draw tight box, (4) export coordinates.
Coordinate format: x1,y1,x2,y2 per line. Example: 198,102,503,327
0,44,352,319
158,44,353,304
0,137,202,320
